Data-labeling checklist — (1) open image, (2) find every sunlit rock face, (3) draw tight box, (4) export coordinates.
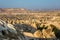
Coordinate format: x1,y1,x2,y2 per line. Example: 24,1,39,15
34,30,43,38
23,32,34,37
42,29,56,38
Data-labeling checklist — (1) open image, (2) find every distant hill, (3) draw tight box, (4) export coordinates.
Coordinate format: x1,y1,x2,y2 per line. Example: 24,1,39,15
0,8,60,15
0,8,30,13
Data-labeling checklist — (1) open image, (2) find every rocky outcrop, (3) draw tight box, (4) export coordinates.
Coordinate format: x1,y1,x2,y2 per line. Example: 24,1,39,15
0,19,60,40
0,19,19,40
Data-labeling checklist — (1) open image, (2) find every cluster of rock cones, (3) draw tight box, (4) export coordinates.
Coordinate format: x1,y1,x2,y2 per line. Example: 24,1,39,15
0,19,60,40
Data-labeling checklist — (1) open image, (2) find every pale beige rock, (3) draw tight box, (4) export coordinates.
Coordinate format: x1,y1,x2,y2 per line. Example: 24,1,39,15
42,29,56,38
51,22,60,30
31,23,37,29
16,20,20,24
34,30,42,38
23,32,34,37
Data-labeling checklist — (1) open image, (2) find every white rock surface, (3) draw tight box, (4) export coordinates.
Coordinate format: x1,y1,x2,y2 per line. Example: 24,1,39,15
0,19,18,39
7,24,17,34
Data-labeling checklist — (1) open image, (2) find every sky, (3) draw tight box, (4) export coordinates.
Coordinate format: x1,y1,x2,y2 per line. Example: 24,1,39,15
0,0,60,10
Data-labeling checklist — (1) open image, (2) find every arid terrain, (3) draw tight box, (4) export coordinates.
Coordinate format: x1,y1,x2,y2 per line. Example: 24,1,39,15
0,8,60,40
